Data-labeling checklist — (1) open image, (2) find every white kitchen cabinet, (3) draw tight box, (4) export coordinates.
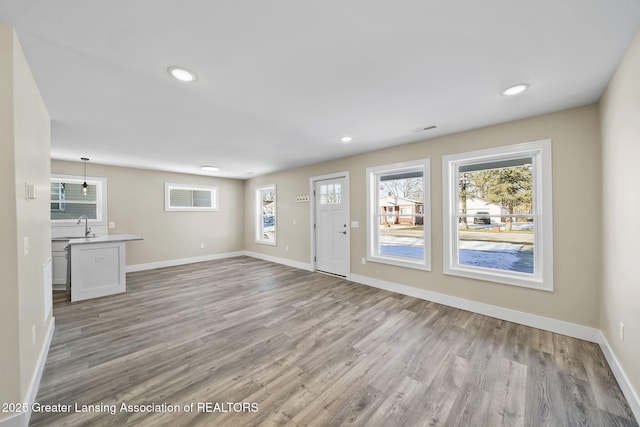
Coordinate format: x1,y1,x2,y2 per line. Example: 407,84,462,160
51,240,69,287
67,234,142,302
71,241,125,302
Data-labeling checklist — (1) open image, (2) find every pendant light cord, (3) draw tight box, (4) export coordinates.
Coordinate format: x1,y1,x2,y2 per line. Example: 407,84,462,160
81,157,89,195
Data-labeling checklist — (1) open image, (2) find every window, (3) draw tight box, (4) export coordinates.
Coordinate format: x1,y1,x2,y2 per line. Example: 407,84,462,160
50,175,107,222
366,159,431,270
50,182,65,212
318,182,342,205
442,140,553,290
164,183,218,211
256,184,276,245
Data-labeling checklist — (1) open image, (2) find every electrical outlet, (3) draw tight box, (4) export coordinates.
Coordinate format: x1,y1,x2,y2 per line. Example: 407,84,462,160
108,221,116,229
361,257,366,265
285,245,289,252
200,243,205,249
619,322,624,341
23,236,30,256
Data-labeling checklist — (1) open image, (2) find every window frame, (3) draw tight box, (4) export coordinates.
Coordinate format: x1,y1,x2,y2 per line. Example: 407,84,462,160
50,181,65,212
366,159,431,271
442,139,553,291
255,184,277,246
164,183,219,212
50,174,107,224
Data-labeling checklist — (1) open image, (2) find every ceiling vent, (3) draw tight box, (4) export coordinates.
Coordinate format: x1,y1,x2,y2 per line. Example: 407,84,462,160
409,125,437,133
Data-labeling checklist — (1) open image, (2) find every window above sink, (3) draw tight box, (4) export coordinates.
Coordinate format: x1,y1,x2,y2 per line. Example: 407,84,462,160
51,174,108,235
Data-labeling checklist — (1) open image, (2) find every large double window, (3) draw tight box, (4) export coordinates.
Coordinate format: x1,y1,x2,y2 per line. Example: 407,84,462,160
366,159,431,270
442,140,553,290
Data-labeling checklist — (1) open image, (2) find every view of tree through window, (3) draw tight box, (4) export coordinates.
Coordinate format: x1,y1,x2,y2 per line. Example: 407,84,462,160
444,140,552,289
378,172,424,260
367,159,430,270
457,159,534,274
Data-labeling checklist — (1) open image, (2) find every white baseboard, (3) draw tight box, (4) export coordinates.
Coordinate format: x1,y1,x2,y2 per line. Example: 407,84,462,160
24,318,55,425
243,251,313,272
125,251,245,273
598,332,640,422
0,317,55,427
349,273,601,343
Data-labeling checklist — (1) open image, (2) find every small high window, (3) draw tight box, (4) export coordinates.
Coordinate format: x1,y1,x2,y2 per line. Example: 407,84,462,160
164,183,218,211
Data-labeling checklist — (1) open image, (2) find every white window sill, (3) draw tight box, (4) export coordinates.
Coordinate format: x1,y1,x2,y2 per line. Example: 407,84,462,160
368,255,431,271
444,264,552,292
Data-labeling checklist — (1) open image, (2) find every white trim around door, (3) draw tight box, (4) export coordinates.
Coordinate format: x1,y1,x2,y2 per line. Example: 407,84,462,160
310,172,350,277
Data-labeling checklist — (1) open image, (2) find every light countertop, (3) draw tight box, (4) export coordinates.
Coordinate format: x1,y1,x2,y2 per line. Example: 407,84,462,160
64,234,143,245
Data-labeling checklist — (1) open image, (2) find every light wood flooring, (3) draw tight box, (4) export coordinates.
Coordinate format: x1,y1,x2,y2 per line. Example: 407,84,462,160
32,257,637,426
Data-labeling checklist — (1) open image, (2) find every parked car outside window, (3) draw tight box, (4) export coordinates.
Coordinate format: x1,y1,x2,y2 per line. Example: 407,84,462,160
473,211,491,224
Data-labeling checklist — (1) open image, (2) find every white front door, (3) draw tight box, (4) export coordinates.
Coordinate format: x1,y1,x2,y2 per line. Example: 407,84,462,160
314,176,349,276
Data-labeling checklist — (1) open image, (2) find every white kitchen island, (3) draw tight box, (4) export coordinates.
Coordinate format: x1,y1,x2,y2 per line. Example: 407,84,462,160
68,234,143,302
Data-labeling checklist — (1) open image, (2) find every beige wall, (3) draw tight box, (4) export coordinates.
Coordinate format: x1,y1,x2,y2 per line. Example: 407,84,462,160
14,26,53,399
600,30,640,400
0,21,21,413
0,23,52,421
51,161,245,267
245,104,602,327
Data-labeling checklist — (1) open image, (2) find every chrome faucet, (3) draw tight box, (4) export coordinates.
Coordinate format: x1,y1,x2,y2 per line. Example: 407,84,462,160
77,215,92,237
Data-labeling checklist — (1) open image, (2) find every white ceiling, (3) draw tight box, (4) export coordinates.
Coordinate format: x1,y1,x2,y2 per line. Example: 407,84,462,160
1,1,639,179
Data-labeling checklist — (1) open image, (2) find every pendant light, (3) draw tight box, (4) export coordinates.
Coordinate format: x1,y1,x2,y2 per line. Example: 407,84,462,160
81,157,89,195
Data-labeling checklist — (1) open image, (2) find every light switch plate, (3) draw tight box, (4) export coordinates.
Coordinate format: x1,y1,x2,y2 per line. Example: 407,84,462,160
25,183,37,200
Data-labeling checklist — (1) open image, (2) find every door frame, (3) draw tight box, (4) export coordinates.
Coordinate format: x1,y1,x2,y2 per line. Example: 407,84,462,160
309,171,351,276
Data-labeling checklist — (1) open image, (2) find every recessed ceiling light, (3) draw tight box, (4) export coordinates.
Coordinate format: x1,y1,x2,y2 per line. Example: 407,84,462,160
501,84,528,96
340,136,353,143
200,165,219,171
168,66,197,82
